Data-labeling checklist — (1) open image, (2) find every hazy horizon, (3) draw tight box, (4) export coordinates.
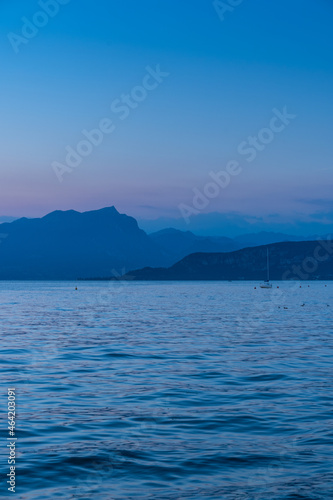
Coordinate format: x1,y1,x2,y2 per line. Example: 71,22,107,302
1,204,332,238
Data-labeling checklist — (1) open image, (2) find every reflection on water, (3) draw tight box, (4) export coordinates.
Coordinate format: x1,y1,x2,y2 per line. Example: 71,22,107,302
0,281,332,499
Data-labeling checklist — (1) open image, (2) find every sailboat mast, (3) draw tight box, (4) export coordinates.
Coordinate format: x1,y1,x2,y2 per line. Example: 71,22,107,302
267,248,269,282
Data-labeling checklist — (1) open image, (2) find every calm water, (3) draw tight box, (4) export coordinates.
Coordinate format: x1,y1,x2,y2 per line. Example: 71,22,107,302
0,281,332,500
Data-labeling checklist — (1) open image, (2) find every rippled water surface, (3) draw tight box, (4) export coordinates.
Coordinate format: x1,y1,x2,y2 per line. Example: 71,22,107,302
0,281,332,499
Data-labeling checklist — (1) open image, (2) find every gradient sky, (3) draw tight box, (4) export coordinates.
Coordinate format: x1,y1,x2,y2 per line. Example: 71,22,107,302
1,0,332,227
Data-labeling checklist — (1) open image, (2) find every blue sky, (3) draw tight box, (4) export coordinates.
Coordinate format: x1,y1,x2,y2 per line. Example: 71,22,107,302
0,0,332,232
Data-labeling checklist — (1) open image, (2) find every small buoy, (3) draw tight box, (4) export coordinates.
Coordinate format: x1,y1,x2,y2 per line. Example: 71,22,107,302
277,286,279,289
254,287,256,289
300,286,302,288
75,287,78,290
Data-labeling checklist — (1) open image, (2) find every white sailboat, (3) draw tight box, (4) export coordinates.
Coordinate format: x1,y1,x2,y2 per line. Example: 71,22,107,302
260,248,272,288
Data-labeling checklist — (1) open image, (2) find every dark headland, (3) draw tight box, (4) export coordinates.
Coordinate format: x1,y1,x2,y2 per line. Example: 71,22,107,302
123,240,333,281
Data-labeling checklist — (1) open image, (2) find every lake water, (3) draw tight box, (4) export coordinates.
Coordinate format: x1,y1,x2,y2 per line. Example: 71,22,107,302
0,281,332,499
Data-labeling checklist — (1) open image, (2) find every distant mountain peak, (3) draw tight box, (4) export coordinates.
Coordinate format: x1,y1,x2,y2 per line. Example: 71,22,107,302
0,206,164,280
43,206,119,220
42,209,79,220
